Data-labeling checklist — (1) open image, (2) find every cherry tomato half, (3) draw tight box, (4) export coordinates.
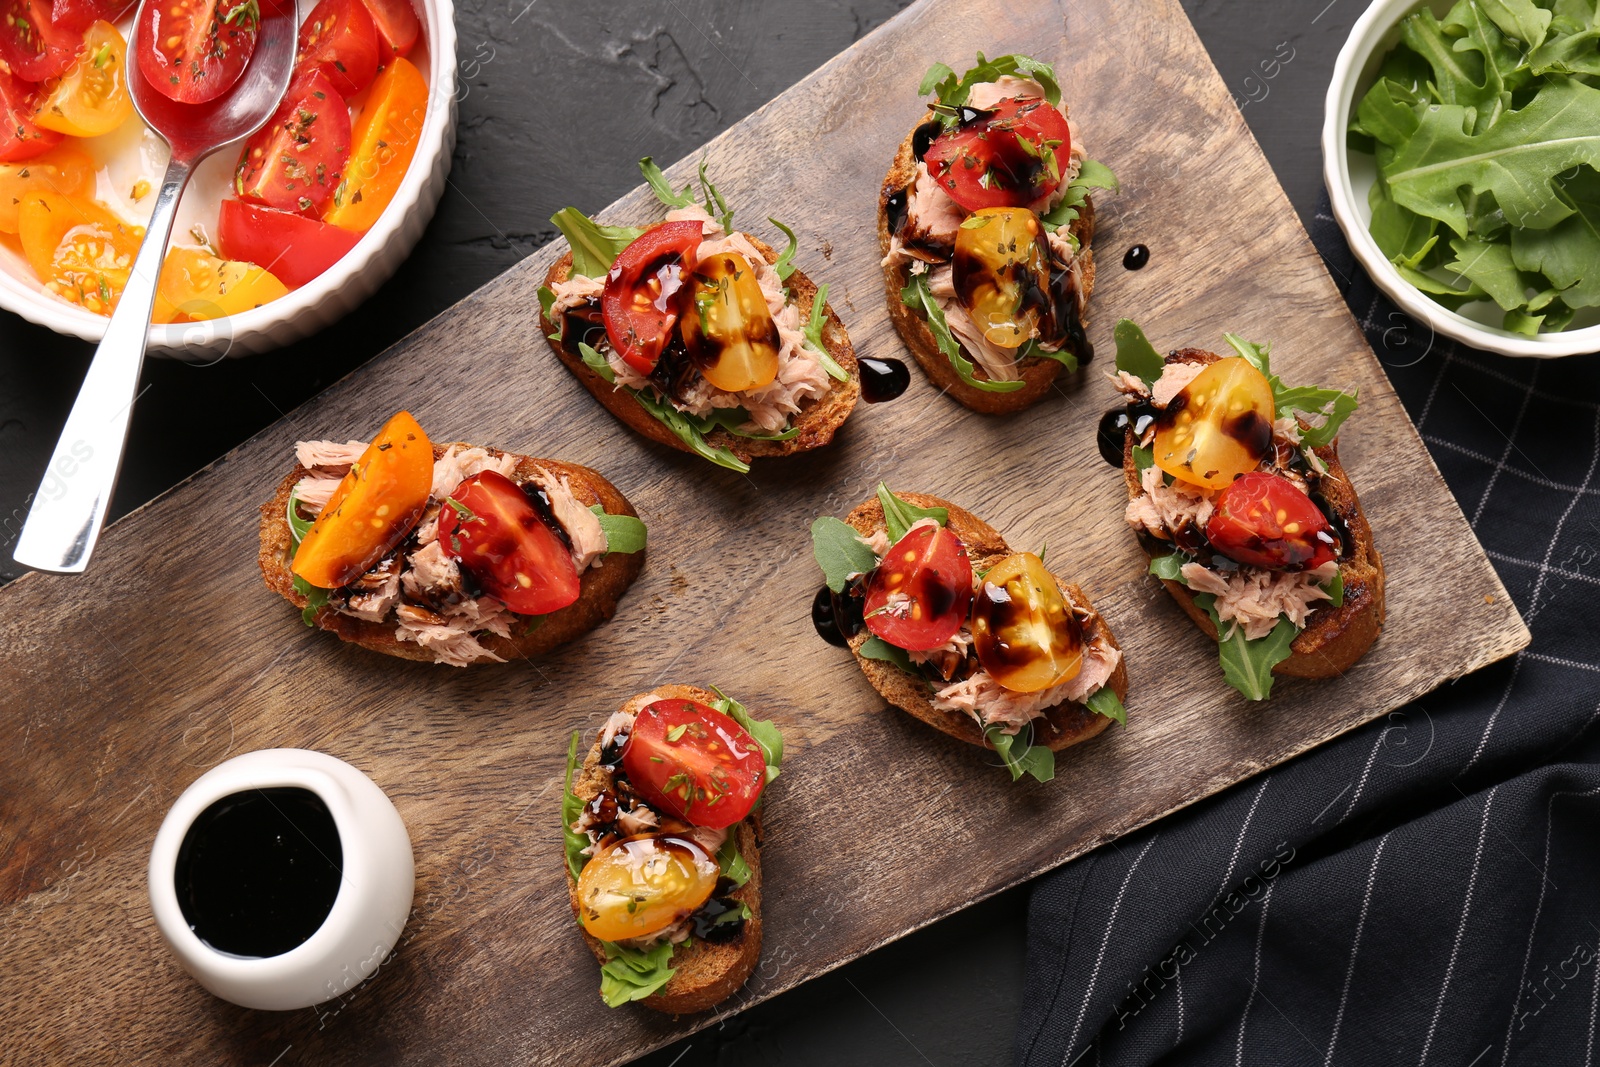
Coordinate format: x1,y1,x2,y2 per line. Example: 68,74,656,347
0,0,78,82
575,835,718,942
234,69,351,217
136,0,260,104
924,96,1073,213
33,20,133,139
152,246,289,323
951,206,1051,350
864,523,973,652
621,698,768,829
17,191,143,314
322,55,426,233
1152,357,1276,490
355,0,416,60
437,469,581,616
296,0,378,99
0,69,62,163
971,552,1084,694
601,219,702,376
680,250,779,392
217,199,361,288
1205,471,1338,572
0,144,92,232
49,0,121,36
291,410,433,589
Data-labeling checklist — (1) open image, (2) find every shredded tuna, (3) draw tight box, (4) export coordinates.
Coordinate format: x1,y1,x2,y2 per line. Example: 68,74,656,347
292,475,343,512
1150,361,1206,408
665,202,723,237
863,530,891,557
1126,465,1215,539
599,709,637,749
548,274,604,316
1273,416,1304,445
882,162,965,269
401,540,464,611
931,621,1122,731
526,465,607,572
433,445,519,502
909,627,973,681
1180,560,1337,640
332,556,401,623
295,439,366,470
928,265,1023,382
392,603,507,667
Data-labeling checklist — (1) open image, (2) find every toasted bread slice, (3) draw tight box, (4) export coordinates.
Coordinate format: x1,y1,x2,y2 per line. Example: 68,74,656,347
539,235,860,465
1122,349,1385,678
567,684,764,1015
843,493,1128,753
258,444,645,665
877,120,1097,415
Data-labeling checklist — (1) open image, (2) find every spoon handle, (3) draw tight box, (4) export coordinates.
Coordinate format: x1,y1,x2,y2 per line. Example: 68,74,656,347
11,155,194,575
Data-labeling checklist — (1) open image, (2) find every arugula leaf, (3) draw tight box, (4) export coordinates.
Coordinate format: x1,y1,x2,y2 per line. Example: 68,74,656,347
710,686,784,782
1024,340,1078,373
876,483,948,541
769,217,799,281
1322,568,1346,608
1132,444,1154,475
696,159,734,233
1477,0,1553,47
1085,687,1127,726
1222,333,1359,448
985,725,1055,783
587,504,647,554
285,490,332,625
1113,319,1165,382
899,272,1025,393
598,940,677,1007
1194,594,1297,701
537,285,560,338
577,342,616,384
1446,233,1532,310
551,207,644,280
1148,553,1187,583
286,487,316,547
1510,165,1600,308
1039,157,1118,232
291,575,329,627
713,901,753,925
717,836,753,887
920,53,1062,119
639,155,696,209
562,730,590,881
801,282,849,381
627,389,750,472
858,635,921,678
812,516,879,592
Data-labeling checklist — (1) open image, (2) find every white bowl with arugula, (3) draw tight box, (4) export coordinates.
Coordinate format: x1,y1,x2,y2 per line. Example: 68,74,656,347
1322,0,1600,357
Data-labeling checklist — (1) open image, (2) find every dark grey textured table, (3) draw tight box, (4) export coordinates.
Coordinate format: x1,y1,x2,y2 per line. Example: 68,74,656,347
0,2,1362,1062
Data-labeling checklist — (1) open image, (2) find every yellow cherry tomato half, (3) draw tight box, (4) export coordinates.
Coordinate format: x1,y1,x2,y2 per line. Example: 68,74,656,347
323,55,427,233
971,552,1084,694
152,247,290,323
575,835,719,943
951,206,1051,349
0,143,93,233
1152,357,1276,490
290,410,434,589
33,21,133,138
680,249,780,392
17,191,143,315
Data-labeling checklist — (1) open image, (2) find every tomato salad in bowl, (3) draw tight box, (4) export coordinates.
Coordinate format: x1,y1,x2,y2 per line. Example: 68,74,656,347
0,0,452,353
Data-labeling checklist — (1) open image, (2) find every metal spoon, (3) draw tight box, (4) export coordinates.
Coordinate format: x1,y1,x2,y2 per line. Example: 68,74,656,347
12,0,298,575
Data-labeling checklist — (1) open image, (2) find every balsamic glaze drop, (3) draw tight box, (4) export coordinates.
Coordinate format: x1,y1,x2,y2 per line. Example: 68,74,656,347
1097,409,1130,468
884,185,910,236
859,357,910,403
1123,245,1150,271
812,584,865,647
911,120,944,160
174,788,343,959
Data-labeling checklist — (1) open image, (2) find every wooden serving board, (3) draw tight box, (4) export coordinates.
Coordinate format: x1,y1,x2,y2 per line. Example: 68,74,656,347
0,0,1529,1063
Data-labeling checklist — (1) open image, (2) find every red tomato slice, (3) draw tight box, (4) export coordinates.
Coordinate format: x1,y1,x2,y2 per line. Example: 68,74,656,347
924,96,1073,212
0,0,78,82
864,523,973,652
234,69,350,217
49,0,120,36
0,69,62,163
1205,471,1338,572
216,199,362,288
601,219,701,376
136,0,260,104
296,0,378,98
621,698,767,829
437,469,581,615
355,0,415,59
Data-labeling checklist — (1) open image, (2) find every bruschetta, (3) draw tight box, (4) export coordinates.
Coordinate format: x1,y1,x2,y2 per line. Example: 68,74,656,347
539,158,860,473
811,485,1127,782
258,410,646,666
1106,321,1384,699
879,53,1117,413
563,684,783,1013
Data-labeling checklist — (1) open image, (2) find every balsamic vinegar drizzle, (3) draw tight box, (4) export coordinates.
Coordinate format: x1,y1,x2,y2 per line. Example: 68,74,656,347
1123,244,1150,270
859,356,911,403
812,584,864,647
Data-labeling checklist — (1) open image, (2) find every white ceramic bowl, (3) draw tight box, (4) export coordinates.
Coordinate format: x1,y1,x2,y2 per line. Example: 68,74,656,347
0,0,457,360
1322,0,1600,358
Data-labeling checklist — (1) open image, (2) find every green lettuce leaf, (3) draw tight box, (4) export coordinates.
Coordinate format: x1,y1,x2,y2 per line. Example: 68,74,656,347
587,504,647,554
562,731,589,881
1085,687,1126,726
985,725,1055,783
876,483,948,541
551,207,644,280
899,271,1025,393
598,940,677,1007
1113,318,1165,382
812,516,879,593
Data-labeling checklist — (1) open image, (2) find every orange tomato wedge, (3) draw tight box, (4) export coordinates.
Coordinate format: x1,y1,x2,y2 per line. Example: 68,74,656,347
323,56,426,233
152,247,290,323
291,410,434,589
0,144,93,233
33,21,133,138
17,191,143,314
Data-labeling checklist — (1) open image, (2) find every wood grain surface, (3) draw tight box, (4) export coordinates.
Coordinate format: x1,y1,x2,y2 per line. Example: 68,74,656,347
0,0,1529,1063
